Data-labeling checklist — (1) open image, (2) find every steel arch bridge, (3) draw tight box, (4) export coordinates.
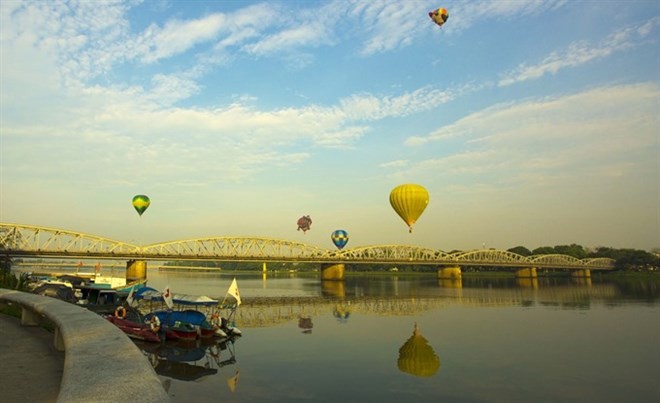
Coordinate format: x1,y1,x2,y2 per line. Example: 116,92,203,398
0,223,615,270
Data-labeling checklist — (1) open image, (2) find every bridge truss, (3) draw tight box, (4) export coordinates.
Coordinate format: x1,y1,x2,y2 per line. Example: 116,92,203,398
0,223,615,270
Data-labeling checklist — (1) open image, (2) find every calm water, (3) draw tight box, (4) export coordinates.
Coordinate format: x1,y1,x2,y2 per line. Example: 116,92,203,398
137,271,660,403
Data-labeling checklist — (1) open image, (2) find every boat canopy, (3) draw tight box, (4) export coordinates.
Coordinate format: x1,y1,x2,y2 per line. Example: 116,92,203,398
135,287,219,306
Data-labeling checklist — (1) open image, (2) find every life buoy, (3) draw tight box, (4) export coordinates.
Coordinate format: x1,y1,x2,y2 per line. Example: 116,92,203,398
149,316,161,333
114,306,127,319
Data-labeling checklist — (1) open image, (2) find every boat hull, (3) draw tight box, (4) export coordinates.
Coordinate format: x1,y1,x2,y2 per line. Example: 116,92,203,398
106,315,161,343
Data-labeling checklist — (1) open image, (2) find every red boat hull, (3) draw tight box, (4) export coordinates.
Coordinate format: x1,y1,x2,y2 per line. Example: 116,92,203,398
106,315,161,343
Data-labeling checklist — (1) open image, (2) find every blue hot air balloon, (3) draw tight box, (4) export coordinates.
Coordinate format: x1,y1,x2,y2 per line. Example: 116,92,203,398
331,230,349,250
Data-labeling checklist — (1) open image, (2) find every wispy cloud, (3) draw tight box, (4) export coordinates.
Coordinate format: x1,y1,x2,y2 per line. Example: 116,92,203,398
135,13,226,64
498,17,660,86
339,86,457,120
400,83,659,187
446,0,567,33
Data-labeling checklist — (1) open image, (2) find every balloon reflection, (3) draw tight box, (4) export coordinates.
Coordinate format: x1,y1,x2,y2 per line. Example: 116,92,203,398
298,315,313,334
333,304,351,323
397,323,440,377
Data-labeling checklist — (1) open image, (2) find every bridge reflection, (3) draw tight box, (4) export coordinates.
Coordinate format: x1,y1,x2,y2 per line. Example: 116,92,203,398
233,282,619,328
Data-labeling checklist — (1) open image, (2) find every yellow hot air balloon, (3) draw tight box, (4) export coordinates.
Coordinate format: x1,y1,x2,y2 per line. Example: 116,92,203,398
389,184,429,233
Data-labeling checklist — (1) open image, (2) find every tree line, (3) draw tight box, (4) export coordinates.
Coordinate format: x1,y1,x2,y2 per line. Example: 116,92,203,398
506,244,659,271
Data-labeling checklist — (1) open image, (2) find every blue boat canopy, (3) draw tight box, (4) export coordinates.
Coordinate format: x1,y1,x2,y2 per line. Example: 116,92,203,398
135,287,219,306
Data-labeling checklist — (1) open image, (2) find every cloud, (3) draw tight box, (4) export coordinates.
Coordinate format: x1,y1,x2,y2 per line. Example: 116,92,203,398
136,13,226,64
244,24,331,57
349,0,429,56
498,17,660,86
339,86,457,120
147,74,201,106
446,0,567,33
379,159,409,169
401,83,659,188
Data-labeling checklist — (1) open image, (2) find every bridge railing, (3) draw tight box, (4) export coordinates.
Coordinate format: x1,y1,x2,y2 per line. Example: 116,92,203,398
0,289,168,402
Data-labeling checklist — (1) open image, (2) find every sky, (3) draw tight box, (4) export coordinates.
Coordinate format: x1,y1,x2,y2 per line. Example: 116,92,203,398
1,0,658,252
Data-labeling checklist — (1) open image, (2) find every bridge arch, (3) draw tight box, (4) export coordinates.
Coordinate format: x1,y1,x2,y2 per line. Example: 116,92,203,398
529,254,582,268
337,245,450,263
582,257,617,268
140,237,334,261
0,223,140,257
451,249,529,266
1,223,616,270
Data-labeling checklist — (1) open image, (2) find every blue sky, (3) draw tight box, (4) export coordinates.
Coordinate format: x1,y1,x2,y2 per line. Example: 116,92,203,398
1,0,658,252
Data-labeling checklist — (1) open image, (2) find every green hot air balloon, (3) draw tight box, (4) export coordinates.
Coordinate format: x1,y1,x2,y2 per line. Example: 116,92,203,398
132,195,151,216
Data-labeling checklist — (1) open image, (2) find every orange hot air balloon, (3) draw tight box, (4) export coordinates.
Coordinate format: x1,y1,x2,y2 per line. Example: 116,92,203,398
429,7,449,27
389,184,429,233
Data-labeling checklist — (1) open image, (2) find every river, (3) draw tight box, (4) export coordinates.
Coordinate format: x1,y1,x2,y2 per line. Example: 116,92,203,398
134,270,659,403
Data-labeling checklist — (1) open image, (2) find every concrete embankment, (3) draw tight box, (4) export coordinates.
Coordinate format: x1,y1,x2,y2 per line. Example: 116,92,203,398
0,289,169,403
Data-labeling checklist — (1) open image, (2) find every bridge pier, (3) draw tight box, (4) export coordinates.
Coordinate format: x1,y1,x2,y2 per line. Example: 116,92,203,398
516,267,537,278
321,263,345,281
571,269,591,278
126,259,147,283
438,266,462,279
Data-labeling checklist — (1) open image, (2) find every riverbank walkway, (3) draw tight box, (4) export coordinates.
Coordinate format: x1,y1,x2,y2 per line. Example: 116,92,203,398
0,289,169,402
0,314,64,402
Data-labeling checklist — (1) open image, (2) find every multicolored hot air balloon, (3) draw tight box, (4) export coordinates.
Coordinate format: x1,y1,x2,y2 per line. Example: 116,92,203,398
132,195,151,216
297,215,312,233
331,229,349,250
389,184,429,233
429,7,449,27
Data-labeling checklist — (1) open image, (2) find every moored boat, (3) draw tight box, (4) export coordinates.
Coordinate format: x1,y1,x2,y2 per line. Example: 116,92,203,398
135,287,233,338
143,311,198,341
105,314,161,343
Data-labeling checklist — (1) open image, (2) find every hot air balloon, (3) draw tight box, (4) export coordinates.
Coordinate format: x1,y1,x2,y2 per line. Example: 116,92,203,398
389,184,429,233
397,323,440,377
132,195,151,216
429,7,449,27
331,229,349,250
297,215,312,233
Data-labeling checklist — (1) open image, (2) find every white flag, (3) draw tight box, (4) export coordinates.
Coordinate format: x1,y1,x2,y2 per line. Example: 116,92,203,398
163,285,174,309
126,287,136,307
227,278,241,306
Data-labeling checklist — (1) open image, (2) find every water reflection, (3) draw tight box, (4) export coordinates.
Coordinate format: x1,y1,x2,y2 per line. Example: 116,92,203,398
516,278,539,288
298,315,313,334
321,280,345,297
438,278,463,289
397,323,440,377
332,303,351,323
136,337,239,384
